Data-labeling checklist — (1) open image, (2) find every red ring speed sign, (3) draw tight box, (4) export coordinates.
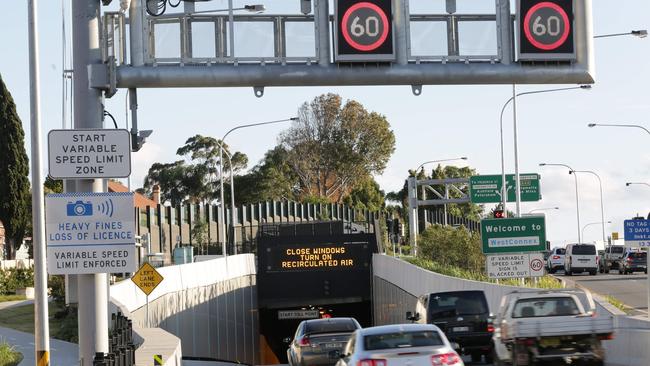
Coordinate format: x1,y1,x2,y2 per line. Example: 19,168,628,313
341,2,390,52
523,2,571,51
530,259,543,271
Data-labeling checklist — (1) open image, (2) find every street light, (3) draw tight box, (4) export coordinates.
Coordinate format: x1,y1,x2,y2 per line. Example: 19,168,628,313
528,207,559,214
581,221,611,244
588,123,650,135
500,85,590,217
594,30,648,39
218,117,298,256
570,170,607,248
539,163,582,243
626,182,650,188
414,157,468,226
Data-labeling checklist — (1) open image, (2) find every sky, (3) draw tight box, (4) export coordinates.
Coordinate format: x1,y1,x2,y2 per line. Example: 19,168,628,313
0,0,649,249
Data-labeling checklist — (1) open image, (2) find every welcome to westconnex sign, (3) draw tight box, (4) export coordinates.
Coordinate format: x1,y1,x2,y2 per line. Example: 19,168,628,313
480,216,546,254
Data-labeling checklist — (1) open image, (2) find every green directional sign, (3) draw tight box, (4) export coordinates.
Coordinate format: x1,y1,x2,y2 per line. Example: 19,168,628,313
481,216,546,254
469,174,541,204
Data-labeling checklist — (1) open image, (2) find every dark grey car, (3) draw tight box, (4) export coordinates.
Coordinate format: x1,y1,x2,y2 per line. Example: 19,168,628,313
287,317,361,366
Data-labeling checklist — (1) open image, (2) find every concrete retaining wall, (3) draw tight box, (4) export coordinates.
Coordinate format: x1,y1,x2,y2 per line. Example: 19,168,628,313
111,254,259,364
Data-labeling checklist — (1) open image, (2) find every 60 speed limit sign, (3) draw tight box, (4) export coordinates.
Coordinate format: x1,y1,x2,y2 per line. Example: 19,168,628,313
335,0,395,62
517,0,575,61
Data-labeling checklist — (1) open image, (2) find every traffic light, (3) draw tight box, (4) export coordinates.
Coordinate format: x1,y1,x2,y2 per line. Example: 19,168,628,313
494,210,505,219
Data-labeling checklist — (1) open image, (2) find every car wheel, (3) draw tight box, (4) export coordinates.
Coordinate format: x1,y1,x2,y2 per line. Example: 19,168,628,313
645,269,647,274
471,352,482,363
590,270,597,276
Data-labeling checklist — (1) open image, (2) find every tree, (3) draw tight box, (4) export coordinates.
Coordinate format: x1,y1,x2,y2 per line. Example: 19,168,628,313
343,176,385,211
280,93,395,201
44,176,63,194
0,75,31,259
418,224,485,272
234,146,300,204
143,161,202,206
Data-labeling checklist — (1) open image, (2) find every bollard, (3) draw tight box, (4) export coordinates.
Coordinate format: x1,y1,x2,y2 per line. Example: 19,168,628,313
93,352,109,366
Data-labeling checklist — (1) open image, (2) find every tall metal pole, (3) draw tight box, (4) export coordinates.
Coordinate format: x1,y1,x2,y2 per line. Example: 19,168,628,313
572,172,581,243
574,171,606,246
28,0,50,364
512,85,522,217
72,0,109,363
230,166,236,255
219,147,227,256
499,100,508,217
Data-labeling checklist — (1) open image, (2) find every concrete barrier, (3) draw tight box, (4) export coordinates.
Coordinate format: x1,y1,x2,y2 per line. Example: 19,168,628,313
111,254,259,364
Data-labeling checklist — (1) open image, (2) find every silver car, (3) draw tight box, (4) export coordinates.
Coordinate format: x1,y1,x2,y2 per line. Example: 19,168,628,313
288,317,361,366
336,323,464,366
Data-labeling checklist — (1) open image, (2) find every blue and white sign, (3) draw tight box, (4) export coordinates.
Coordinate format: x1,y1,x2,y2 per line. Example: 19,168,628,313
624,219,650,248
45,192,136,274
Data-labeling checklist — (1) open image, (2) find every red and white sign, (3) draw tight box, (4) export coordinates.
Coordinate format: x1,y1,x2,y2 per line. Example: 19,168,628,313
518,0,575,61
335,0,394,62
486,253,545,279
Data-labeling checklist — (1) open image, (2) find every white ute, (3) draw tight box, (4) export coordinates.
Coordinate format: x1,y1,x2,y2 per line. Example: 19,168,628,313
492,289,614,366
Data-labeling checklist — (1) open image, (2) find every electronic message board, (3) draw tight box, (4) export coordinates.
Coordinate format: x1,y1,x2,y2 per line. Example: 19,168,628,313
264,242,370,272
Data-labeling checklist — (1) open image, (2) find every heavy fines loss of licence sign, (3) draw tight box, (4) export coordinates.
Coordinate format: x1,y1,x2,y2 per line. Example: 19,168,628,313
48,129,131,179
45,192,136,274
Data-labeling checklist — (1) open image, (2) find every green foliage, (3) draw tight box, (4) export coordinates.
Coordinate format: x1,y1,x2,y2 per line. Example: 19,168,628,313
44,176,63,194
0,75,31,259
191,219,209,255
0,341,22,366
405,257,562,289
0,268,34,295
605,295,629,314
48,275,66,303
234,146,300,204
0,302,78,343
280,93,396,200
417,224,485,272
343,176,385,211
143,161,201,206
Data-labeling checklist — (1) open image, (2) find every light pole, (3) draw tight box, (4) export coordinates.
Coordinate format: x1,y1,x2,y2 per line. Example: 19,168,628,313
219,117,297,256
570,170,607,248
594,30,648,39
499,86,590,217
626,182,650,188
414,157,467,226
527,207,559,214
581,221,611,244
588,123,650,135
539,163,582,243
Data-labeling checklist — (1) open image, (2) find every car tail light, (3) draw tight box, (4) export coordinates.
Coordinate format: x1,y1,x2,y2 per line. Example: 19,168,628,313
598,333,615,341
487,324,495,333
431,353,461,365
552,255,560,260
298,336,310,346
358,359,386,366
628,257,633,262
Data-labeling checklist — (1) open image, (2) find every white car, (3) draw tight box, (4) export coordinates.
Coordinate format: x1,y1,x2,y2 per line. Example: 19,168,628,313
564,244,598,276
336,323,464,366
546,247,565,273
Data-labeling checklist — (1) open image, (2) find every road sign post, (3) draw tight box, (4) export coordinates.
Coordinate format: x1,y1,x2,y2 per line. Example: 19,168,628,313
45,192,137,274
470,174,541,204
481,216,547,254
132,262,164,327
517,0,576,60
335,0,395,61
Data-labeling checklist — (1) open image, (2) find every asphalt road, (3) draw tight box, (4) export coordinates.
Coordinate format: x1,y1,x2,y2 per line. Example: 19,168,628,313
561,269,649,315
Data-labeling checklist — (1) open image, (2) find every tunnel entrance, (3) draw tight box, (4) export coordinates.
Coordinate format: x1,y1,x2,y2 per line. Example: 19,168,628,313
256,222,378,364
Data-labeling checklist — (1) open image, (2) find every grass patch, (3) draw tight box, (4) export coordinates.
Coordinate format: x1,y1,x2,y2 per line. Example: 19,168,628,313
0,341,22,366
605,295,630,314
0,295,26,303
0,302,78,343
405,257,562,289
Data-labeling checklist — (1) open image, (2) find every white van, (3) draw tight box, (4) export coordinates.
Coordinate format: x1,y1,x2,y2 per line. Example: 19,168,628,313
564,244,598,276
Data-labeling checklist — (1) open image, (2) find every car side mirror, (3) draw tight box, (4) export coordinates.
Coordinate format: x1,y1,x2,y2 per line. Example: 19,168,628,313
283,337,292,344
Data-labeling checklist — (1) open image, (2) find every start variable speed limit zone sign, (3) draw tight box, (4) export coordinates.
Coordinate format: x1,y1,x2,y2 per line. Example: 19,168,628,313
517,0,575,61
335,0,394,62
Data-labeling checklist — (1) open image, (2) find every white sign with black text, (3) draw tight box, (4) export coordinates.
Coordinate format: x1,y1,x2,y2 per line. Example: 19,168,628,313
277,310,320,320
45,192,136,274
48,129,131,179
486,253,545,279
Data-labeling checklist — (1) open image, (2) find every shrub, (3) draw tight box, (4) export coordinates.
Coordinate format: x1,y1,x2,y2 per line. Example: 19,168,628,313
0,267,34,295
0,341,22,366
417,224,485,272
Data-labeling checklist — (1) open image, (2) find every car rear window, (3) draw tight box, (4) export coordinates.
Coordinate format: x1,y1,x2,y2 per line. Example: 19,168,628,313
305,320,357,335
572,245,596,255
428,292,488,316
364,331,444,350
612,247,625,254
628,252,647,259
556,248,566,255
512,297,580,318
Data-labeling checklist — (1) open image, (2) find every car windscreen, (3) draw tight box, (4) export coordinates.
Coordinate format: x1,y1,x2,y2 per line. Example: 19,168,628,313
304,320,357,335
512,297,580,318
612,247,625,254
556,248,566,255
428,292,488,316
572,245,596,255
364,331,444,350
628,252,647,259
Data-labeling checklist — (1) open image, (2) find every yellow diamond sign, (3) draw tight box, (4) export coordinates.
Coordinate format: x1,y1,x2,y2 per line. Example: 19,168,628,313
131,262,164,296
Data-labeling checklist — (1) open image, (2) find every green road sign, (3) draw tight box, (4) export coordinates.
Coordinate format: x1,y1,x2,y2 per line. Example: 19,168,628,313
469,174,541,204
481,216,546,254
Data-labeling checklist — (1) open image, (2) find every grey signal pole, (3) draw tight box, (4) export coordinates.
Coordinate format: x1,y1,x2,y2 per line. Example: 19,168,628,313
28,0,50,364
72,0,109,363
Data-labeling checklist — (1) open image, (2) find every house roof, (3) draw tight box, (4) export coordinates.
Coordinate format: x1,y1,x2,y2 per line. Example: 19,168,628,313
108,181,157,209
